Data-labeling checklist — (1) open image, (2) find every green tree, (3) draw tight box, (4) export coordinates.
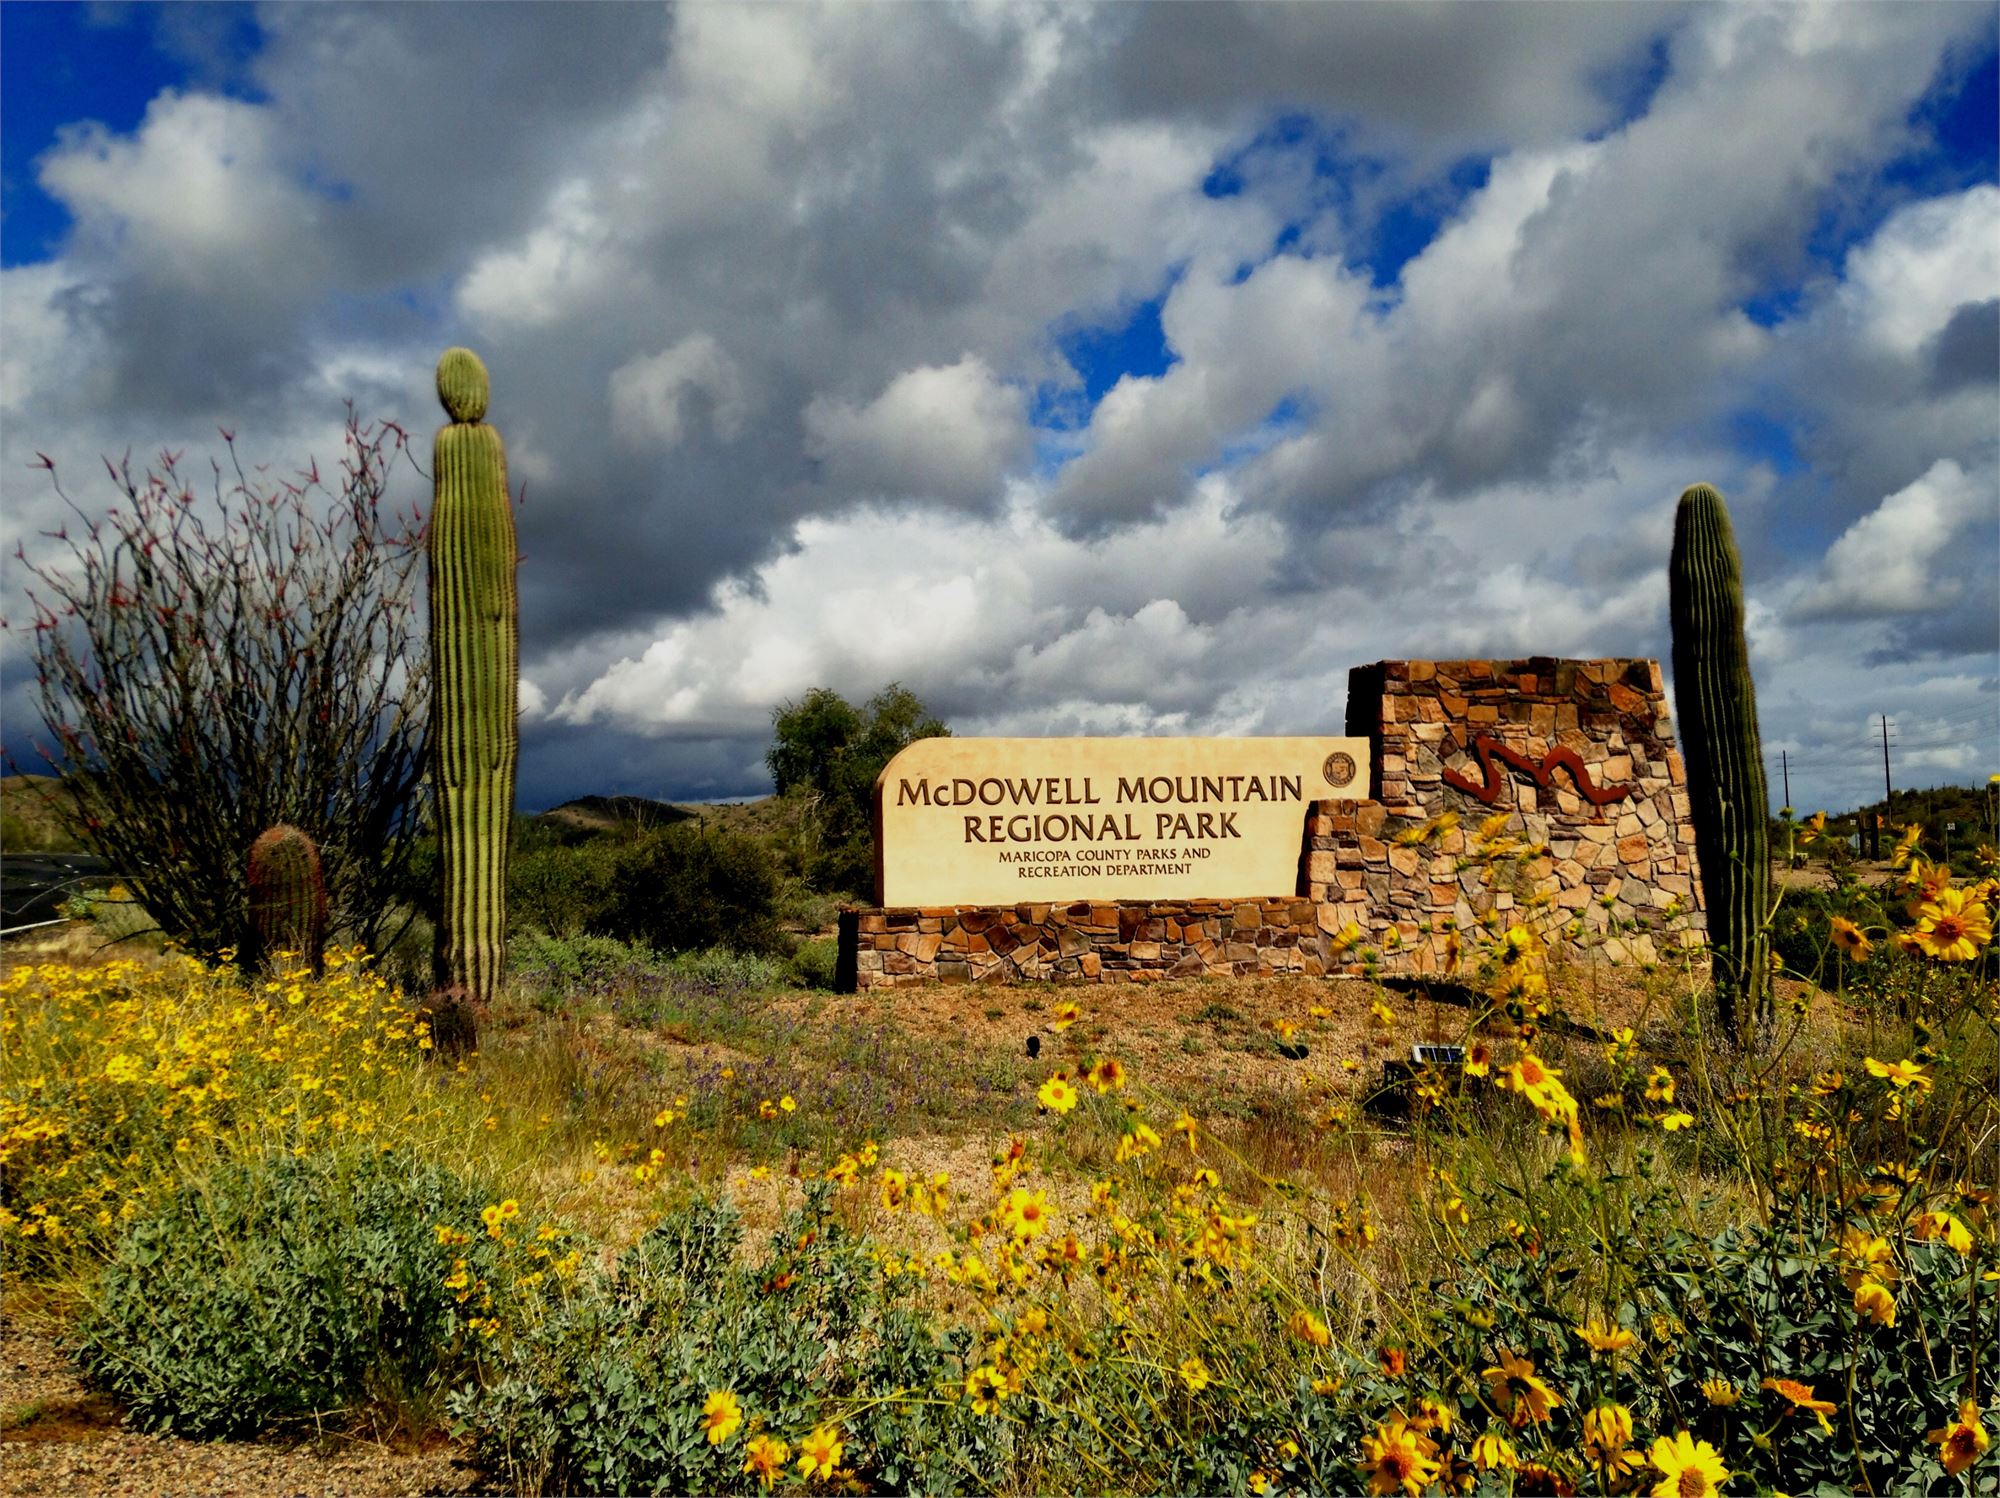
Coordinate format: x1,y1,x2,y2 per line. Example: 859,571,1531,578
766,684,948,896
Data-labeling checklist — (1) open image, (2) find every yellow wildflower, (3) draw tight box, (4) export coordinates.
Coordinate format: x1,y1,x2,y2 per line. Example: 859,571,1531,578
1927,1400,1991,1477
1360,1417,1441,1497
1829,916,1872,960
1288,1309,1332,1347
1761,1377,1837,1435
1482,1348,1560,1426
1912,887,1992,961
1864,1056,1932,1092
1036,1075,1079,1114
1577,1317,1637,1354
795,1425,842,1481
964,1364,1008,1414
1853,1277,1897,1326
742,1433,789,1488
1912,1210,1974,1255
1647,1431,1728,1498
1468,1431,1517,1470
701,1389,743,1445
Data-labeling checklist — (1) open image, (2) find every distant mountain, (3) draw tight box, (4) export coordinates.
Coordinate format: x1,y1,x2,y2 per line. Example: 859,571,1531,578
536,795,694,834
1,775,84,854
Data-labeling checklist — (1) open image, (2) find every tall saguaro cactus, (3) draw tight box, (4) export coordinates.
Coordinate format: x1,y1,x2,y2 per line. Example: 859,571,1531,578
246,824,327,975
1669,483,1771,1040
429,348,518,1003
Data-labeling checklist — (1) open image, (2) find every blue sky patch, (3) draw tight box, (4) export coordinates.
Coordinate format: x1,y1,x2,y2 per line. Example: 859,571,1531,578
1202,111,1493,291
1728,409,1806,476
1736,38,1998,331
1,2,264,268
1589,31,1674,140
1037,286,1176,430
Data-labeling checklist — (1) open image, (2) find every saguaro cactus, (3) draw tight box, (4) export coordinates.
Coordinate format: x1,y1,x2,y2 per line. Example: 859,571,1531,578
246,824,327,975
1669,483,1771,1040
429,348,518,1003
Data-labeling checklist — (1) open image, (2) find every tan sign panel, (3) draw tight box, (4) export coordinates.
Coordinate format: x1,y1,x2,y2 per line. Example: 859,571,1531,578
874,736,1369,907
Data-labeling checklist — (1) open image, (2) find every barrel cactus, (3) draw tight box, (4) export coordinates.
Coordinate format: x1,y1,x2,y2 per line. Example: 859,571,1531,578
428,348,518,1003
1669,483,1772,1039
246,824,327,975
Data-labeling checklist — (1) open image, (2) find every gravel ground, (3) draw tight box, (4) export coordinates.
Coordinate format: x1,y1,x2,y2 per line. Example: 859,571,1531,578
1,1330,493,1497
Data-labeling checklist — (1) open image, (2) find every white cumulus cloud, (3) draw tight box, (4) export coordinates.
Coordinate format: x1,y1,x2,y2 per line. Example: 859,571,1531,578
1796,459,1990,618
805,357,1028,508
609,334,748,451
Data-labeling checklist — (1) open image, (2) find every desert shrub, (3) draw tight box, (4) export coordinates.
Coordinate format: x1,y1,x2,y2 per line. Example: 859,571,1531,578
775,878,839,934
453,1187,978,1495
788,936,840,989
509,836,622,939
73,1146,502,1438
507,935,787,1021
607,824,785,956
510,931,661,994
664,946,787,993
54,881,163,948
0,949,447,1271
11,416,430,964
374,906,437,995
1400,1125,1995,1495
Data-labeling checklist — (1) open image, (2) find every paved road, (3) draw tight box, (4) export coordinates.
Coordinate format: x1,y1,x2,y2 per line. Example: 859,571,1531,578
1,852,112,930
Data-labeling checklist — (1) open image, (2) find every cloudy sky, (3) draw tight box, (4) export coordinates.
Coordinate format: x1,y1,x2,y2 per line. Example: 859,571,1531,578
3,1,1995,816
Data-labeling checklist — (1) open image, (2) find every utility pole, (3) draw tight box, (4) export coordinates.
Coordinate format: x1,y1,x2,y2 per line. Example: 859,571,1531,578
1780,750,1794,870
1878,715,1894,859
1784,752,1800,872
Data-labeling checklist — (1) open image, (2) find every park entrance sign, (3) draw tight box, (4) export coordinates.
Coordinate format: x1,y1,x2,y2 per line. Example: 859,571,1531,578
840,659,1707,990
873,736,1369,906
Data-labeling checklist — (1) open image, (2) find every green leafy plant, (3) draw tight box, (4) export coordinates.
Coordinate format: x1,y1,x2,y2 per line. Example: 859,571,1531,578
73,1146,502,1439
607,823,786,957
452,1188,977,1496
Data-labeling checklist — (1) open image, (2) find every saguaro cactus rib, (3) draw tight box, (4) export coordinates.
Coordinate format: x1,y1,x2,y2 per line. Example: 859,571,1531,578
1669,483,1771,1040
429,349,517,1005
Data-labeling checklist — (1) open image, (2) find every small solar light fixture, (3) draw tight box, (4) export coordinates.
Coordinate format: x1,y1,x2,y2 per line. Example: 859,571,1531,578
1411,1043,1466,1067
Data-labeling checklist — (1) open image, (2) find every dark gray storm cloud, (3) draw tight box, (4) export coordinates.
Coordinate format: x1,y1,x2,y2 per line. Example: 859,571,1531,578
4,1,1994,814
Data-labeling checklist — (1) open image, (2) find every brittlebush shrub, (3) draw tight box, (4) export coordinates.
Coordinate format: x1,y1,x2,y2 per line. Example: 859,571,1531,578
0,949,440,1268
453,1188,982,1495
73,1146,502,1438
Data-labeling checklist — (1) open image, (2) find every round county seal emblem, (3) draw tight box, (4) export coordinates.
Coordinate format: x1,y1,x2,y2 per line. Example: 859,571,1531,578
1321,751,1356,789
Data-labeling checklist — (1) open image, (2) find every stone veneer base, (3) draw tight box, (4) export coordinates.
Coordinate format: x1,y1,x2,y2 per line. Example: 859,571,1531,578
837,898,1325,990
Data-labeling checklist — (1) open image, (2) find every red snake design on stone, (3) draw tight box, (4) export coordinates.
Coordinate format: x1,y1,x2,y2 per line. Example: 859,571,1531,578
1440,737,1635,807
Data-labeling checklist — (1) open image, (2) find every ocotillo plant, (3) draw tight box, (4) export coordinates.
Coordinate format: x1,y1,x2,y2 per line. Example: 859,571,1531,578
246,825,328,975
429,348,518,1003
1669,482,1772,1040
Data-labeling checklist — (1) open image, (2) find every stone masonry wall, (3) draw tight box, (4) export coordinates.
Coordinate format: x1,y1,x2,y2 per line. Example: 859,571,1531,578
840,658,1705,988
842,898,1326,990
1311,658,1704,974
